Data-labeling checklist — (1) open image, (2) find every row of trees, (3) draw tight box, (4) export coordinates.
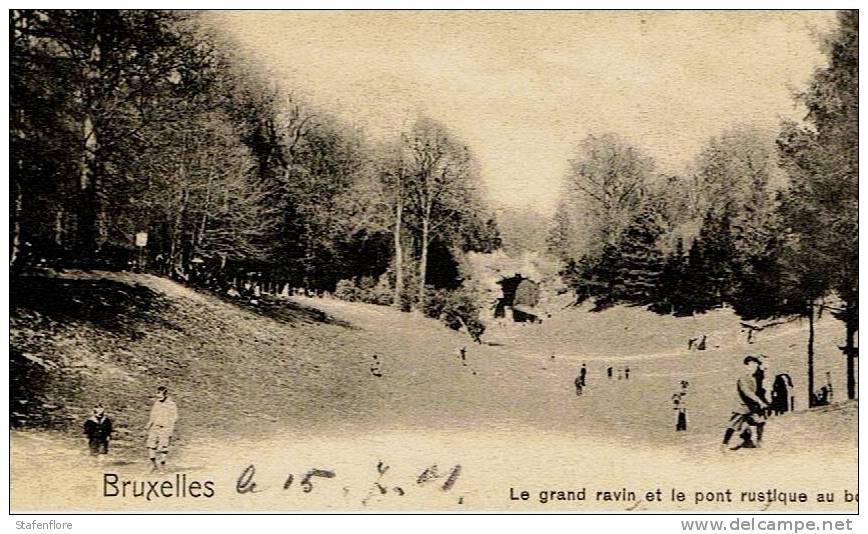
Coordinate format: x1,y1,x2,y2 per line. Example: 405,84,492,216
10,10,272,271
10,10,499,320
552,127,783,315
550,11,857,403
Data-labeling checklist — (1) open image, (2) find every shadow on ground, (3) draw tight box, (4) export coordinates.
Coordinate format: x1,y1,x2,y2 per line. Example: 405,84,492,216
213,291,356,329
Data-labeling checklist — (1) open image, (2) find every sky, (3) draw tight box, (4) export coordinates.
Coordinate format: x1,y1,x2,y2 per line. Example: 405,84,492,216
205,10,837,215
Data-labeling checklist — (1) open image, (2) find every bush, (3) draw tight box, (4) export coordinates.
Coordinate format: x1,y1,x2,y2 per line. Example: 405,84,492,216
357,274,393,305
335,275,394,305
334,279,358,301
423,285,486,342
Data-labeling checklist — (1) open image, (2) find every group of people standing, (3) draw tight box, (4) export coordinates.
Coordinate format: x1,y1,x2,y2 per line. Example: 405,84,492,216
606,365,631,380
562,350,804,450
720,355,804,451
83,385,179,472
668,355,799,449
573,363,632,396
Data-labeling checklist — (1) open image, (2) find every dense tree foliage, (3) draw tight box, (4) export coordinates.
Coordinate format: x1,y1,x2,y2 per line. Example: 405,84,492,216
777,10,858,401
10,9,500,338
551,11,857,402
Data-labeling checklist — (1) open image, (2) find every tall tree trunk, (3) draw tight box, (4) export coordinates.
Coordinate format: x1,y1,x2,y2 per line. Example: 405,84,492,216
196,172,214,256
393,190,404,308
79,112,100,259
807,299,816,408
54,208,65,247
844,300,857,400
169,182,189,278
79,28,105,260
11,178,23,268
417,206,430,309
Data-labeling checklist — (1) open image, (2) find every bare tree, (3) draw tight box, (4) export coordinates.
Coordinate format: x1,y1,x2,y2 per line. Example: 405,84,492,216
552,134,654,260
403,118,479,308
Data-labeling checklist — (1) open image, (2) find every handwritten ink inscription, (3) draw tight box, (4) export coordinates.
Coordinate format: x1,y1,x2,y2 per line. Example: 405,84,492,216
236,460,463,505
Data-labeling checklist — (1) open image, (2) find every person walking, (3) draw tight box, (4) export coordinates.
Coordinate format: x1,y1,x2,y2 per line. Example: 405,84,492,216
575,363,587,396
673,381,688,431
146,385,178,472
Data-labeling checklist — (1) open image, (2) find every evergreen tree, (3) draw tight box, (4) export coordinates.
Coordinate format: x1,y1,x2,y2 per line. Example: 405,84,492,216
612,208,665,305
653,238,691,316
562,207,664,310
728,230,802,322
681,210,738,313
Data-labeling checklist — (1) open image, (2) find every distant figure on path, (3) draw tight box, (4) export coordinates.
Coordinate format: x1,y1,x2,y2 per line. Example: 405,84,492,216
459,347,467,366
770,373,794,415
696,335,707,351
607,366,613,379
721,356,768,451
468,322,484,344
84,406,113,457
370,354,383,377
672,381,688,431
574,365,586,396
147,385,179,472
625,366,631,380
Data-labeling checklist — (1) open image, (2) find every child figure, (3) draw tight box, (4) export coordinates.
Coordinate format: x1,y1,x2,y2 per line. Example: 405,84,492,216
84,406,113,457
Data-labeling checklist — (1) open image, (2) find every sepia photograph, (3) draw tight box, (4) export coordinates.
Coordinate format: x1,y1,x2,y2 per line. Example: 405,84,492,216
8,8,858,514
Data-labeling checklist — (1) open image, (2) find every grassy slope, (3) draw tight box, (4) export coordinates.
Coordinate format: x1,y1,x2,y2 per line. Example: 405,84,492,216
9,271,857,511
11,271,856,444
11,272,389,443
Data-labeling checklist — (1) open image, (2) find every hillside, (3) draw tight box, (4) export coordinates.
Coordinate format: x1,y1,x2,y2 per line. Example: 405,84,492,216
10,271,857,511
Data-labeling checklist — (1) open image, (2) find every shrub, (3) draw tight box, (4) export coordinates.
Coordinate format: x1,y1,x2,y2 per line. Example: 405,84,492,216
335,275,394,305
357,274,393,305
423,285,486,342
334,279,358,301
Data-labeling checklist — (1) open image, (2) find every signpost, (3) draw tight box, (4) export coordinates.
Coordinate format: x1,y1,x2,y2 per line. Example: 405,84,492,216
135,231,148,271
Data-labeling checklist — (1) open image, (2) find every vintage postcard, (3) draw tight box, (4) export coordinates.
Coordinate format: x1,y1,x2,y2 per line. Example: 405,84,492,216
9,9,858,513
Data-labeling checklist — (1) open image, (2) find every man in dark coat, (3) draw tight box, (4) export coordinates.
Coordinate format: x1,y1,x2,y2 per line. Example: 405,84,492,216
721,356,769,450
